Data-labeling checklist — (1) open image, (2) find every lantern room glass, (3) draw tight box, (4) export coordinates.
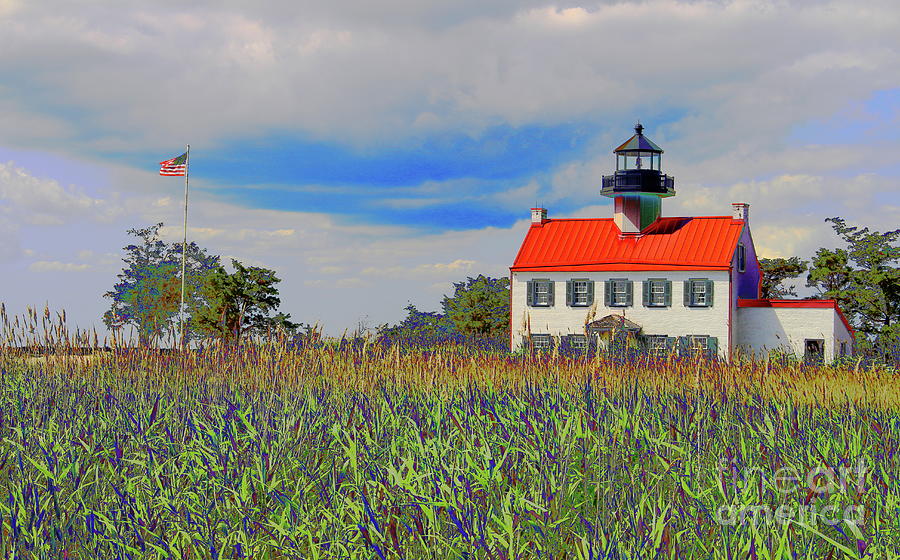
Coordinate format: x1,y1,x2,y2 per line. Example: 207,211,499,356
616,151,660,171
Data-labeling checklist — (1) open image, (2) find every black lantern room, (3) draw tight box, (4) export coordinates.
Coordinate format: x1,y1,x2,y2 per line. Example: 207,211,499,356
601,123,675,198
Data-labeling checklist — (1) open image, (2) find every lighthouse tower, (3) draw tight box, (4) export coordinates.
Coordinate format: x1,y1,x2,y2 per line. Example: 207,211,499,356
601,123,676,234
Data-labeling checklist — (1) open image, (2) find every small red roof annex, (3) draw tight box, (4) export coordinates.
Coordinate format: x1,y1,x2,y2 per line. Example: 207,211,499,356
738,298,854,336
511,216,744,272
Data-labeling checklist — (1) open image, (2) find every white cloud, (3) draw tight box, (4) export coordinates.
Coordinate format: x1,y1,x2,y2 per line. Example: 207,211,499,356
428,258,476,271
335,277,366,287
0,0,896,151
0,161,122,225
0,0,21,17
490,180,541,208
362,258,476,278
752,225,819,259
161,226,297,243
29,260,90,272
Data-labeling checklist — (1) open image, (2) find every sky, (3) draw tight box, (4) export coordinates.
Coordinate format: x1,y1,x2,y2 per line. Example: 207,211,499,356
0,0,898,338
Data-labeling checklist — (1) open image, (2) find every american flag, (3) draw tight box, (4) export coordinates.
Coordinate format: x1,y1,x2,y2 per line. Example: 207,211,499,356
159,152,187,176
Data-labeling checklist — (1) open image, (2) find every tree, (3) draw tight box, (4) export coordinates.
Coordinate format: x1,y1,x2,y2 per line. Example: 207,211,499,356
377,304,457,344
441,275,509,338
805,247,853,307
171,241,224,342
193,259,298,344
758,257,808,299
814,217,900,352
103,223,220,347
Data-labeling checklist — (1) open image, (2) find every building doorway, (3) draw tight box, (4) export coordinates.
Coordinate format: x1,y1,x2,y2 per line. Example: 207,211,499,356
586,315,642,353
804,339,825,364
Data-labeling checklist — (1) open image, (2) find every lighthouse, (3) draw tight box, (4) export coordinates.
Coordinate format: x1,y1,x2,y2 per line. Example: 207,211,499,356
601,123,676,234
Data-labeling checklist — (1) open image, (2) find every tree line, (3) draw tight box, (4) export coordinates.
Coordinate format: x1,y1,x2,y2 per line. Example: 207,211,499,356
102,224,510,348
103,224,298,347
376,275,510,347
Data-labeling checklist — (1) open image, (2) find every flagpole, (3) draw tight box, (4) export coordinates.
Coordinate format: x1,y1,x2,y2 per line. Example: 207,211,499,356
180,144,190,351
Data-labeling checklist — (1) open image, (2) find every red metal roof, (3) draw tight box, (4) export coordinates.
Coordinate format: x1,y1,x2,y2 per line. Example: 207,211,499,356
738,299,836,308
738,299,854,336
511,216,744,272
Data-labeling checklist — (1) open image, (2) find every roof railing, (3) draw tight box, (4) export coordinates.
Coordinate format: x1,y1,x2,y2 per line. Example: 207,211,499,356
601,170,675,196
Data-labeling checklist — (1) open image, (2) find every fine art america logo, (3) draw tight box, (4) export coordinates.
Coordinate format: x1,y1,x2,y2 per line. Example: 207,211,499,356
713,457,867,527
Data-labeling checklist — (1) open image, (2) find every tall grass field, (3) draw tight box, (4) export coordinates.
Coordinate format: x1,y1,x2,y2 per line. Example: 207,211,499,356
1,308,899,558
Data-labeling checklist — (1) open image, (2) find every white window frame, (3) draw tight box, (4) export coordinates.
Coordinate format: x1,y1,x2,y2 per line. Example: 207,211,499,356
645,335,668,354
572,281,590,306
737,244,746,273
534,281,551,307
649,280,666,306
569,334,588,351
612,280,628,306
691,281,707,306
531,334,552,351
689,335,709,354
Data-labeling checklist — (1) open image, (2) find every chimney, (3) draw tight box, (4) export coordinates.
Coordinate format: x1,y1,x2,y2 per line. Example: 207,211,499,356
531,207,548,225
732,202,749,223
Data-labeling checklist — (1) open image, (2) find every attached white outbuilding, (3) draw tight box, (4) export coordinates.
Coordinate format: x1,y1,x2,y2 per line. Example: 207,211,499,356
735,299,855,362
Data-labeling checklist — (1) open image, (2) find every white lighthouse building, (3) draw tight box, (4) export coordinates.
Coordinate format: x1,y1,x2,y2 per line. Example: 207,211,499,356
509,124,854,362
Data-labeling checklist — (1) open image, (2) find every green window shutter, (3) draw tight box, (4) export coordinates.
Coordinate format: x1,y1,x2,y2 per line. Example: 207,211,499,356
526,281,534,306
708,336,718,359
642,280,650,307
625,280,633,306
604,280,611,306
566,280,573,307
664,280,672,306
683,280,691,307
706,280,714,307
678,336,690,356
586,281,595,305
666,336,677,353
637,335,649,352
548,281,555,306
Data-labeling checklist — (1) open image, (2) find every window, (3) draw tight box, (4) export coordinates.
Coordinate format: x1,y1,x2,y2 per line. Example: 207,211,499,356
642,335,669,354
530,334,552,352
643,279,671,307
613,281,628,305
678,335,718,359
605,279,633,307
527,279,554,307
567,334,589,351
566,279,594,307
574,281,589,305
535,282,551,306
684,279,714,307
692,282,706,305
840,341,848,357
736,244,746,273
690,335,709,353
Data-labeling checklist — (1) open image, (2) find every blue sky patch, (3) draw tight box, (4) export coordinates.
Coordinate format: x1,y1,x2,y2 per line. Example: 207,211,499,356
166,123,598,230
194,122,594,187
789,88,900,146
